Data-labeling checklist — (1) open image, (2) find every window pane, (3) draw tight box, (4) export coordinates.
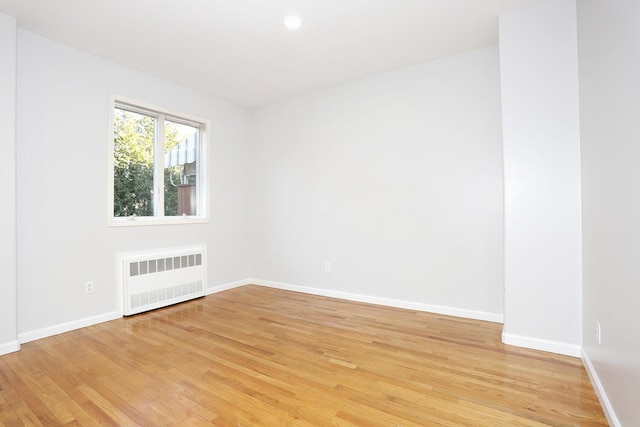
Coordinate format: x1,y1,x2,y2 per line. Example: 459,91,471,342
164,120,199,216
113,108,156,217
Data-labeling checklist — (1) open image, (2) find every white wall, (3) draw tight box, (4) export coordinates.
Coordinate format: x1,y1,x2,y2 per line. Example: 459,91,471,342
15,30,251,340
499,0,583,355
0,13,18,355
578,1,640,426
249,46,504,320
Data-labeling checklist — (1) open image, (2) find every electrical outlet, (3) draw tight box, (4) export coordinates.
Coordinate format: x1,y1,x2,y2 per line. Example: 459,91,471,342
324,262,331,273
596,321,601,345
85,281,95,294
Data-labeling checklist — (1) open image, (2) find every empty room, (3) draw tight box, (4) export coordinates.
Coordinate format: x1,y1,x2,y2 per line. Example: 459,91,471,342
0,0,637,425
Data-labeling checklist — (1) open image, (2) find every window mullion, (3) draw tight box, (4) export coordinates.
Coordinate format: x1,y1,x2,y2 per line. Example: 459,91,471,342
155,114,166,217
195,130,201,216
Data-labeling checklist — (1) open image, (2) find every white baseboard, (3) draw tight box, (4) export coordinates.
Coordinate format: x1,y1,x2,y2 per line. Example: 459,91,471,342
12,278,503,348
18,311,120,345
0,340,20,356
246,279,504,323
14,278,250,347
582,349,621,427
502,332,581,357
206,279,251,295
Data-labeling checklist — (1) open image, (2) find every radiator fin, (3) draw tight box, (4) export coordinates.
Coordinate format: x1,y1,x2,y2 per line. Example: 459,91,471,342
129,280,203,310
128,253,202,277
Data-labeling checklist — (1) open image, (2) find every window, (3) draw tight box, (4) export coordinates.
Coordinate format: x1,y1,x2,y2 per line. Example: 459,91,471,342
109,99,208,225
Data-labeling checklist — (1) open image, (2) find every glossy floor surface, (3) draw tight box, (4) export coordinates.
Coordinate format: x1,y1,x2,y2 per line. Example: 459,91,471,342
0,285,607,426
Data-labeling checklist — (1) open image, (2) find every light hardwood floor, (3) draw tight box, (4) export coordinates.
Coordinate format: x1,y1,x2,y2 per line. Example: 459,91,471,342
0,285,607,426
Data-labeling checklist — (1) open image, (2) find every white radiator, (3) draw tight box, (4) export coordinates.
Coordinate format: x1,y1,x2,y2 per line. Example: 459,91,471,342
121,245,207,316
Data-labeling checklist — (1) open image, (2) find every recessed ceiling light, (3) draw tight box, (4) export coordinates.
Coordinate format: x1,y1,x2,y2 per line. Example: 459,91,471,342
284,15,302,30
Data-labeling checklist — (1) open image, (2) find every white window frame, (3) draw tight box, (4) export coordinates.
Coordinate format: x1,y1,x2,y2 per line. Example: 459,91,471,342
108,96,210,226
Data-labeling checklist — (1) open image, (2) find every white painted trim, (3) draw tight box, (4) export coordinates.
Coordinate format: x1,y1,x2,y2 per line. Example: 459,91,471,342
206,279,250,295
18,311,120,344
109,216,210,227
0,340,20,356
248,279,504,323
502,332,581,357
582,349,622,427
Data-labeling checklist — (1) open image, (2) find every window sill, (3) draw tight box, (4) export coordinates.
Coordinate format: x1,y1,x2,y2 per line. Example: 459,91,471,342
108,216,210,227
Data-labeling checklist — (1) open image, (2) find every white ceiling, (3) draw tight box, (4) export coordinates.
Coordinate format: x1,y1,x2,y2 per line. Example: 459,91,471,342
0,0,544,108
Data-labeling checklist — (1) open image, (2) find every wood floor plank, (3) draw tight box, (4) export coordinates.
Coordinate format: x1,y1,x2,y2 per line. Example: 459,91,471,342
0,285,608,426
